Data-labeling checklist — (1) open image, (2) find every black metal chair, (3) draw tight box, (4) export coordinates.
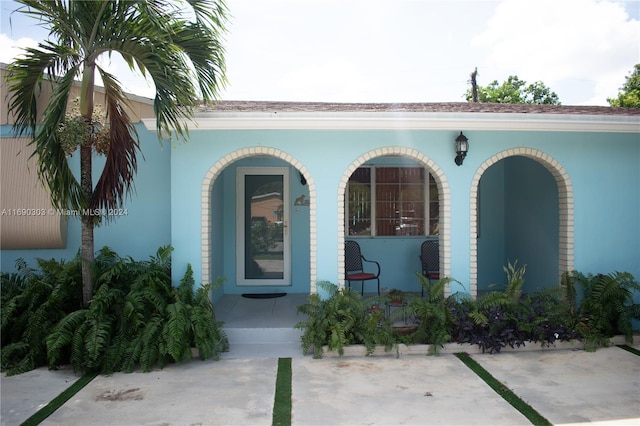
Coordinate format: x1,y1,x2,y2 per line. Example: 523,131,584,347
419,240,440,296
345,240,381,295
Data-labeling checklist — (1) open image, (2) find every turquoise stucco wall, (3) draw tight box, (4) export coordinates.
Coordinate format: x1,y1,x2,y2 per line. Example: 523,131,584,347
478,157,559,294
568,133,640,275
478,160,506,292
168,129,470,294
169,127,639,297
505,157,559,291
0,123,172,274
471,131,639,283
2,123,638,301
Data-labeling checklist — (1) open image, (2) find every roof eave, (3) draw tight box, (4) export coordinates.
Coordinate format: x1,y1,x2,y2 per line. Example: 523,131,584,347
143,111,640,133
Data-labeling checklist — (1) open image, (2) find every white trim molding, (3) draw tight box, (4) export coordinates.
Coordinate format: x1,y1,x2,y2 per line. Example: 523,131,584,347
144,111,640,133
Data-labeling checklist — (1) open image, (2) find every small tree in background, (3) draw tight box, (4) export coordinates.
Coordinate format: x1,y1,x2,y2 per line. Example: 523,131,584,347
465,74,560,105
607,64,640,108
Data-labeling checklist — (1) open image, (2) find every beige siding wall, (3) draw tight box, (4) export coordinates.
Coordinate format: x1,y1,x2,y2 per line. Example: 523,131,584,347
0,137,67,249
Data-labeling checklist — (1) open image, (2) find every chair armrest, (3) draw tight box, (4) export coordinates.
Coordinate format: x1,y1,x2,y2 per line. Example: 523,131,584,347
360,255,381,277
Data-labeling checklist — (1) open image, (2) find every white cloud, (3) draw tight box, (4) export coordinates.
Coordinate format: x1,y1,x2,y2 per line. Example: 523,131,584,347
0,33,37,64
2,0,637,105
472,0,640,104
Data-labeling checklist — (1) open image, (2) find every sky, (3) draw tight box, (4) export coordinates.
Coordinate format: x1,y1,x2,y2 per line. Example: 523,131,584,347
1,0,639,106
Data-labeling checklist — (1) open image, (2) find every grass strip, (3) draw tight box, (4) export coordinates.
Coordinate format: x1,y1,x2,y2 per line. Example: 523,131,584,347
616,344,640,356
454,352,552,426
21,371,98,426
272,357,292,426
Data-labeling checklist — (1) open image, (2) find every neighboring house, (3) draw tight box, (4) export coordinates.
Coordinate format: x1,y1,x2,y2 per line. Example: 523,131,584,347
2,66,639,302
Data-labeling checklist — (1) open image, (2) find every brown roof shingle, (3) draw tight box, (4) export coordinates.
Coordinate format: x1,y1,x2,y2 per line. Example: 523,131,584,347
205,101,640,116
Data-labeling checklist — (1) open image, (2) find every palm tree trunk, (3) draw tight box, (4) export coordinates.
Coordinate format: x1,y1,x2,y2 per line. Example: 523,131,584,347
80,62,96,308
80,141,94,307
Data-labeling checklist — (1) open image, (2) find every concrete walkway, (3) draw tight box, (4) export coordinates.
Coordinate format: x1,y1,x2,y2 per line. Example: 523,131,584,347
2,345,639,425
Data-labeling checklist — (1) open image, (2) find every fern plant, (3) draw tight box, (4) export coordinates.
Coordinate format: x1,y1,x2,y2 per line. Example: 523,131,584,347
410,274,452,355
296,281,394,358
1,256,83,376
571,271,640,350
164,264,228,363
47,246,228,374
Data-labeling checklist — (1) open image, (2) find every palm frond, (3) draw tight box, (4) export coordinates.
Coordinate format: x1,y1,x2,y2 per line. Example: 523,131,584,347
91,68,140,214
7,44,85,210
6,39,77,136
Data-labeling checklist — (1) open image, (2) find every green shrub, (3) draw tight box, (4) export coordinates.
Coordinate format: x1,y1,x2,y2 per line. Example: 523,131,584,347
295,281,394,358
46,248,228,373
1,256,83,375
1,246,228,375
295,267,639,356
568,271,640,350
410,274,453,354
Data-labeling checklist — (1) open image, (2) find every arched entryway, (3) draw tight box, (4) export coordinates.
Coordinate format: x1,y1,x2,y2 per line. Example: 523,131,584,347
470,148,574,298
200,147,318,294
337,147,452,295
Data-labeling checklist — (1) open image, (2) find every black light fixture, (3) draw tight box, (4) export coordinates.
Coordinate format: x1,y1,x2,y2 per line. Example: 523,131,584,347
455,131,469,166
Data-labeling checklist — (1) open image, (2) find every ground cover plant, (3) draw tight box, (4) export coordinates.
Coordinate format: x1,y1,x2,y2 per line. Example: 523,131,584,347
1,246,228,375
295,281,395,358
296,265,640,358
567,271,640,350
1,257,83,375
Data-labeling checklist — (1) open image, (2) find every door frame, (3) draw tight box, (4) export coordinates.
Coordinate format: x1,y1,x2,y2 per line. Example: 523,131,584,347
236,166,291,286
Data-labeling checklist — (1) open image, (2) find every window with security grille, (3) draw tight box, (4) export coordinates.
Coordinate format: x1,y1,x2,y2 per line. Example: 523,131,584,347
346,166,439,237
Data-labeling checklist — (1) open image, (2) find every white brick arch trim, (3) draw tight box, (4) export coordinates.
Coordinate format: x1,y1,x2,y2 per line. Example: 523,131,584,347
469,148,574,297
200,147,318,293
337,146,452,294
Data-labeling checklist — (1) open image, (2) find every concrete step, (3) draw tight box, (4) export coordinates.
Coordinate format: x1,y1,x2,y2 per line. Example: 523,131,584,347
220,342,305,359
223,327,303,344
221,327,305,359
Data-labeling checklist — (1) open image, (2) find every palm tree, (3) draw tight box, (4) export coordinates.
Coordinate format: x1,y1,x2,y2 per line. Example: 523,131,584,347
6,0,228,306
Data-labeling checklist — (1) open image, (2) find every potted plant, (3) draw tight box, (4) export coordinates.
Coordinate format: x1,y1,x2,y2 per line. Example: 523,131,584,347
386,289,406,306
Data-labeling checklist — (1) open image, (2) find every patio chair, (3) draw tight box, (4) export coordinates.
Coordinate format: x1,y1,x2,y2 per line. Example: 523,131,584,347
419,240,440,296
345,240,381,295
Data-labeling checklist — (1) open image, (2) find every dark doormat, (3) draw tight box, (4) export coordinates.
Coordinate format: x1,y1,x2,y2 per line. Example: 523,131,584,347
242,292,287,299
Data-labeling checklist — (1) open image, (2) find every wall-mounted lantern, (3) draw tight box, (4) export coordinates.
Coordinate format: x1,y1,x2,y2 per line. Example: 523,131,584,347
455,131,469,166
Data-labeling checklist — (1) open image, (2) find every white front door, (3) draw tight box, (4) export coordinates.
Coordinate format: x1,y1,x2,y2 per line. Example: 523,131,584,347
236,167,291,286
